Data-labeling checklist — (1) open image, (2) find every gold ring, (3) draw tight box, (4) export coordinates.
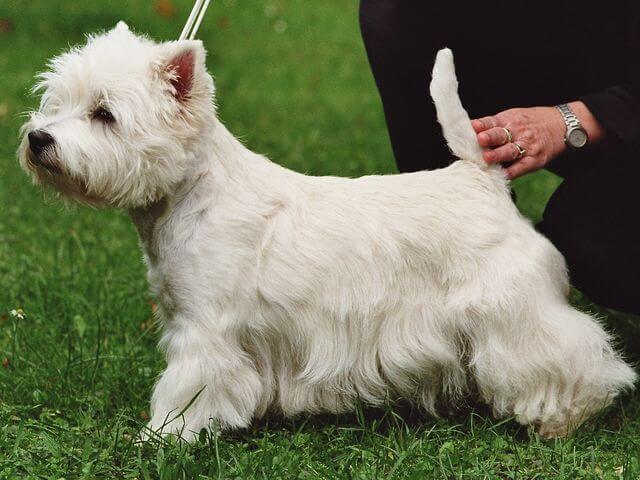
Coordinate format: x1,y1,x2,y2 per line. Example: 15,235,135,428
502,127,513,145
513,142,526,159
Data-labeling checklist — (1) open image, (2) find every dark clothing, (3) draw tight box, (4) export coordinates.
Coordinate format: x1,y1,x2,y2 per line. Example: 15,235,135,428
359,0,640,313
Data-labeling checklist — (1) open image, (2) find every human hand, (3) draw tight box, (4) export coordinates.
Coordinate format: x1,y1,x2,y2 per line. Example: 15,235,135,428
471,101,606,180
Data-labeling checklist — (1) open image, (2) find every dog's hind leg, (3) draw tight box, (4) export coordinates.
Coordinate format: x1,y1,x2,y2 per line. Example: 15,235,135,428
467,294,636,437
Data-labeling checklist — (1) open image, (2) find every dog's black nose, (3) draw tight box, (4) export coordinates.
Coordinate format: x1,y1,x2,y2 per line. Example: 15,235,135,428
28,130,55,156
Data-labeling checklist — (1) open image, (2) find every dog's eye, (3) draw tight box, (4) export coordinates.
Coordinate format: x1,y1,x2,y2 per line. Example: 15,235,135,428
91,107,115,124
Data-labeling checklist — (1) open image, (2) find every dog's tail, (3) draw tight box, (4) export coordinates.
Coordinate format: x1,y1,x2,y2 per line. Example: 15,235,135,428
429,48,485,168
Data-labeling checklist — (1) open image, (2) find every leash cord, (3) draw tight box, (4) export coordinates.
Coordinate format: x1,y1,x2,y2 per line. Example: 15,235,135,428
179,0,212,40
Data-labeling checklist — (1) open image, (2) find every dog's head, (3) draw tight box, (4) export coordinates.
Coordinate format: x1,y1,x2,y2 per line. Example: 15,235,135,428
18,22,215,208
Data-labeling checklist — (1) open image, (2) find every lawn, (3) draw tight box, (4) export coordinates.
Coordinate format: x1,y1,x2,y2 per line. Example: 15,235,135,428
1,1,639,478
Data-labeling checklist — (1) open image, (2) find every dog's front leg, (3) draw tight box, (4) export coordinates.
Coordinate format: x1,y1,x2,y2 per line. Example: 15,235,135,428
145,320,264,441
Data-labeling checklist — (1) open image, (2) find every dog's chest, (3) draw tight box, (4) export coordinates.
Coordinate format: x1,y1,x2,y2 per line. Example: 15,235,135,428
141,216,262,322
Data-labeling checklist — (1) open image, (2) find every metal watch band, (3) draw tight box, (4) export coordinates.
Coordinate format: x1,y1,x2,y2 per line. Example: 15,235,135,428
556,103,583,132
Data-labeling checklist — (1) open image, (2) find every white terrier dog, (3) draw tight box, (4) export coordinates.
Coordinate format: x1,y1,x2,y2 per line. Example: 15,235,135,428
19,23,636,440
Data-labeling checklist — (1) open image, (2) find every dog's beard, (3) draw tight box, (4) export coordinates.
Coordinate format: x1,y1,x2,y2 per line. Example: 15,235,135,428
20,146,105,207
25,148,63,175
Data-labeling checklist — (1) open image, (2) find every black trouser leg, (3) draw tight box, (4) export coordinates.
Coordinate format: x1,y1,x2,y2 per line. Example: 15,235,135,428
538,159,640,314
359,0,452,172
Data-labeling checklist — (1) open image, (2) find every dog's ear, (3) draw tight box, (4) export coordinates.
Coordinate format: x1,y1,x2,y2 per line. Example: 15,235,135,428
159,41,207,102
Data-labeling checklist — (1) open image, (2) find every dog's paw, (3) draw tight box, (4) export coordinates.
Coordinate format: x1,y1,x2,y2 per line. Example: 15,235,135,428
537,419,571,439
141,412,221,443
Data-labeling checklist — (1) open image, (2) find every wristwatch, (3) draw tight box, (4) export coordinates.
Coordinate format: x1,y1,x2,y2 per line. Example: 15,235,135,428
556,103,588,149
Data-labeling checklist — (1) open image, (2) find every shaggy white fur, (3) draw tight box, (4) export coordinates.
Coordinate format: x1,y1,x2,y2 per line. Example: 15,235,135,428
19,24,636,440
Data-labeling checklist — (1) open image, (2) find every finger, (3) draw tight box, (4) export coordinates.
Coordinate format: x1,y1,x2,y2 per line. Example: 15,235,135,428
471,116,500,133
477,126,512,148
505,156,538,180
483,141,522,164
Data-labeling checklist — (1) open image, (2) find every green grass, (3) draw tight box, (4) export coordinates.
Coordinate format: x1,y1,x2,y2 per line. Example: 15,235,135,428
0,1,639,478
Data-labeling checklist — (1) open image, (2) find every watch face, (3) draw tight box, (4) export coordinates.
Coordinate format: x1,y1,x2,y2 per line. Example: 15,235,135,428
568,128,588,148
